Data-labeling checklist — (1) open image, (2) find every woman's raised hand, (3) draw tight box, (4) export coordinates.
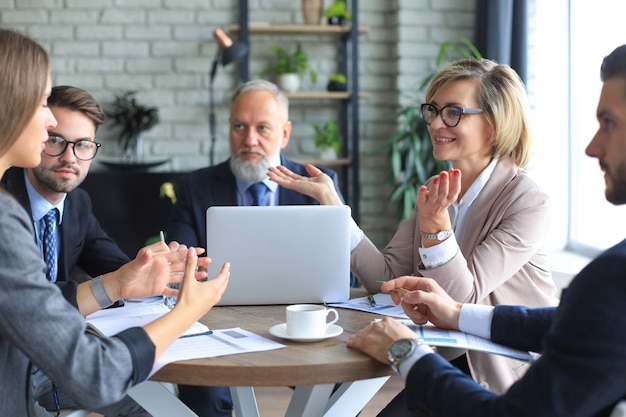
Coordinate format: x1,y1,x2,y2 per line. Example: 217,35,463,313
267,164,343,205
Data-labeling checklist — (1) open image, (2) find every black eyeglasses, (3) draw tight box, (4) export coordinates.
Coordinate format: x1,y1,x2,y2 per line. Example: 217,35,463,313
420,103,483,128
44,135,101,161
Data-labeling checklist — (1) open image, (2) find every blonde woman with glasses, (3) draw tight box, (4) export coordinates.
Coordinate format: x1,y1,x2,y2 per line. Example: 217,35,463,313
268,58,558,413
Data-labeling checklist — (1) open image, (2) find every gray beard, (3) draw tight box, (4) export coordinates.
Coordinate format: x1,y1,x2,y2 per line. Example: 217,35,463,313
229,156,272,182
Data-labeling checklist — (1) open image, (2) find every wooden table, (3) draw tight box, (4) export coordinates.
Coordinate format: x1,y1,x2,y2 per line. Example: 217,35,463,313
129,291,398,417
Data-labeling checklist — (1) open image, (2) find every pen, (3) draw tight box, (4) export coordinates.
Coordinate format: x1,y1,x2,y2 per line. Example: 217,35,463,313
367,295,377,307
160,230,165,243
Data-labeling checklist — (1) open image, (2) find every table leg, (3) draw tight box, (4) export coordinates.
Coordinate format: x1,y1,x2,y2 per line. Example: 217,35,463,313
231,386,261,417
323,376,390,416
127,381,198,416
286,384,335,417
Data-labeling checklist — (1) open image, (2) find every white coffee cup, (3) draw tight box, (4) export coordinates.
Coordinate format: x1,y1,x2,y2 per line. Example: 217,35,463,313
286,304,339,338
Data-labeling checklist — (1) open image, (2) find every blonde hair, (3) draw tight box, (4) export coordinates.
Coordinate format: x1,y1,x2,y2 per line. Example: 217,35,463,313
425,58,532,167
0,28,50,157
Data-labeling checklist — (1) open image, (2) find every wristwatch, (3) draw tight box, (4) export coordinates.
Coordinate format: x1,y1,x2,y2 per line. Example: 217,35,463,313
387,338,422,373
420,229,453,241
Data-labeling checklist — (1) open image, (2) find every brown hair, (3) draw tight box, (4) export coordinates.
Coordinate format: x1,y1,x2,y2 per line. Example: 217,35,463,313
425,58,532,168
0,28,50,156
49,86,106,132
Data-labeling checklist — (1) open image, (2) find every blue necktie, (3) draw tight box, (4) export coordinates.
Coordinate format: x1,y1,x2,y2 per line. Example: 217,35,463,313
249,183,269,206
43,209,58,282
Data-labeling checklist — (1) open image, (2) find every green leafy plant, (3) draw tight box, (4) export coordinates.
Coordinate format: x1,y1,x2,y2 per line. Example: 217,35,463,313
312,120,342,154
106,91,159,154
323,0,352,22
262,42,317,83
327,73,347,91
374,37,482,223
329,73,347,83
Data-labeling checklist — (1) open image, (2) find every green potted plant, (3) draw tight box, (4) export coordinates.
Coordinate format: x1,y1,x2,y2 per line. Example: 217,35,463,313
323,0,352,25
106,90,159,163
262,42,317,93
374,37,482,223
312,120,342,159
327,73,347,92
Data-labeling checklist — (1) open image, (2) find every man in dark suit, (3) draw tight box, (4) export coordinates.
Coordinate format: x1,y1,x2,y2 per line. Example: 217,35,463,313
167,79,346,416
1,86,150,416
1,86,130,284
346,44,626,417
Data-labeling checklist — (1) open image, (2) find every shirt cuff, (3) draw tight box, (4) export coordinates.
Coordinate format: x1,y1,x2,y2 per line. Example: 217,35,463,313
418,234,458,268
458,304,494,340
397,343,435,381
349,218,365,251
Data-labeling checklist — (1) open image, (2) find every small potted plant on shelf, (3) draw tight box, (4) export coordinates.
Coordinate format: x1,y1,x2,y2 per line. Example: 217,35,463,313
106,90,159,163
323,0,352,25
262,42,317,93
327,73,347,92
312,120,342,160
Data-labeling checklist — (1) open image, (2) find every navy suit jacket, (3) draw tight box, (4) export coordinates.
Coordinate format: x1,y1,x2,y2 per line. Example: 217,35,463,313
405,239,626,417
166,155,345,248
1,167,130,293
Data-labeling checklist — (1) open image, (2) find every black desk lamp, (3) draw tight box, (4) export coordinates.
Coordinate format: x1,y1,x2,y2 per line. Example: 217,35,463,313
209,28,248,166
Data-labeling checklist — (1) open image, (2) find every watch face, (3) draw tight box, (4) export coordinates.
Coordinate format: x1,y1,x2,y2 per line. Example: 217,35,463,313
390,339,414,358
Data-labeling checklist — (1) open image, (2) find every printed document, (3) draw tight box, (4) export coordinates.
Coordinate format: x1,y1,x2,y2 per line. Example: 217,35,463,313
391,319,533,361
330,293,409,318
85,298,286,375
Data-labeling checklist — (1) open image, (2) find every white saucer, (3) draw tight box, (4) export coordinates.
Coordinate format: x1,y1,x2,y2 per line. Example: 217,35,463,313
269,323,343,342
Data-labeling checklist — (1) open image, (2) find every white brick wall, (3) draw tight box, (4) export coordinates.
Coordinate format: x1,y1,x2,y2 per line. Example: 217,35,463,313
1,0,475,247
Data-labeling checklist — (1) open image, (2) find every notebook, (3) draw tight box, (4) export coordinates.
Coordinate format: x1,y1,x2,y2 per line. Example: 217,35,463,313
205,205,351,305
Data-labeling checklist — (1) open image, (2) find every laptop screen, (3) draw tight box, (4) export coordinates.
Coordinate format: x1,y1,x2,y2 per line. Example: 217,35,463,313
205,205,351,305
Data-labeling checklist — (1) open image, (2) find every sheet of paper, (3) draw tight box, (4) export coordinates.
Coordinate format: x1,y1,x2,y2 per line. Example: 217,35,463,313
397,320,532,361
152,327,286,375
329,293,409,318
85,299,286,372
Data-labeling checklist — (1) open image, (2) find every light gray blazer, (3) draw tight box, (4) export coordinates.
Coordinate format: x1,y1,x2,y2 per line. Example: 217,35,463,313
0,192,154,416
351,158,559,393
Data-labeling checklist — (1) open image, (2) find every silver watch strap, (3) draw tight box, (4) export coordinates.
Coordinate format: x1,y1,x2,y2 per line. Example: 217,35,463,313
89,275,114,308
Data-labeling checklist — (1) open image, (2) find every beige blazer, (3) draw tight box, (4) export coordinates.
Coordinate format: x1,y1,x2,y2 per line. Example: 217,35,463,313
352,158,559,393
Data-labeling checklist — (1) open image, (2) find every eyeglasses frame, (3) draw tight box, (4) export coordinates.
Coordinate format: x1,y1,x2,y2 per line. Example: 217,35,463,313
420,103,484,128
43,135,102,161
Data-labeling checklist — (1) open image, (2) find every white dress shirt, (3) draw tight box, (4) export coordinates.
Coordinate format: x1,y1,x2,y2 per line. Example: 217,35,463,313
397,303,495,380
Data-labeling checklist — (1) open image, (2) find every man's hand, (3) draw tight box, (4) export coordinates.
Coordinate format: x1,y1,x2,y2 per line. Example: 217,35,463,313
105,241,210,301
347,317,417,364
381,276,462,331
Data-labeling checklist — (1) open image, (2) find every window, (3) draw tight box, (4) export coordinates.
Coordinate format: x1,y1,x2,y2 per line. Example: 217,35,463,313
531,0,626,258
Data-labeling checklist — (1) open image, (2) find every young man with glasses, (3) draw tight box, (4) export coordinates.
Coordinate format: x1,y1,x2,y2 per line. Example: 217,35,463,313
0,85,152,416
2,85,130,285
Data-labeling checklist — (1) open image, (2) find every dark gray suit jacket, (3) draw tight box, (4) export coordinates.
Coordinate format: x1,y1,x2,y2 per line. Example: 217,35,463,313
405,239,626,417
166,155,345,248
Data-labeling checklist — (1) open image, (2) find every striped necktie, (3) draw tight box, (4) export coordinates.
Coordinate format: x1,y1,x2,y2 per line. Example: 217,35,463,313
43,209,58,282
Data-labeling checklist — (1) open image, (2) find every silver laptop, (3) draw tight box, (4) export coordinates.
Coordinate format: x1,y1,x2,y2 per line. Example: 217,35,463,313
205,205,351,305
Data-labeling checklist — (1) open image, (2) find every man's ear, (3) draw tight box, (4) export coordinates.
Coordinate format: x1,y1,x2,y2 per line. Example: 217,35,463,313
281,120,292,149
